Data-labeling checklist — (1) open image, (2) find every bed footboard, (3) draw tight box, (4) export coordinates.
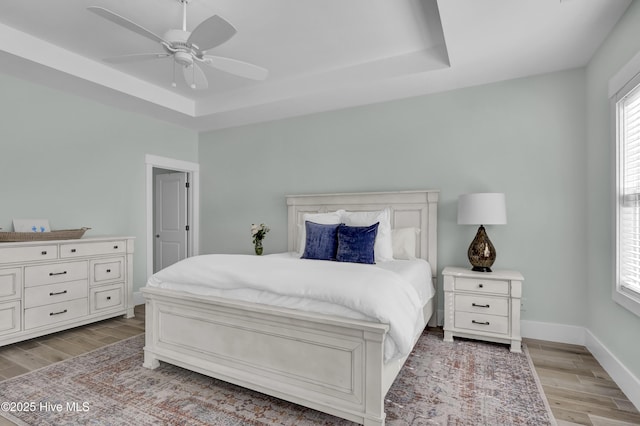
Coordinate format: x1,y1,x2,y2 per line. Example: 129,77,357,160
142,287,391,426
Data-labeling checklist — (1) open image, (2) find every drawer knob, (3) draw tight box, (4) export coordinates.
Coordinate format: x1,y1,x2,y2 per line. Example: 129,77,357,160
71,248,76,253
49,290,68,296
50,309,68,316
472,320,490,325
113,245,119,249
49,271,68,276
41,251,47,255
106,269,111,273
472,303,490,308
478,283,484,288
106,296,111,301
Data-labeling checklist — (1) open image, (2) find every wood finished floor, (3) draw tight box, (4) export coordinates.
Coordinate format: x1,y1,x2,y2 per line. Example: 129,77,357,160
524,337,640,426
0,307,637,426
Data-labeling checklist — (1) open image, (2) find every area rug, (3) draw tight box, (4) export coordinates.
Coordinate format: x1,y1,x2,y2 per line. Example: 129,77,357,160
0,331,554,425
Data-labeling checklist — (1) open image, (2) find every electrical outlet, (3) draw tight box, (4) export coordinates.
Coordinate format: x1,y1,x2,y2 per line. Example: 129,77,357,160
520,297,527,312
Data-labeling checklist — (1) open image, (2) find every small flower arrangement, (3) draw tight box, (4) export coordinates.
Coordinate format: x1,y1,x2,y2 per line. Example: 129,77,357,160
251,223,270,255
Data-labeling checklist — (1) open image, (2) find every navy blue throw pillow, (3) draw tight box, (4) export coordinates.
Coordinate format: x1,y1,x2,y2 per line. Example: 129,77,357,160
336,222,379,264
301,221,341,261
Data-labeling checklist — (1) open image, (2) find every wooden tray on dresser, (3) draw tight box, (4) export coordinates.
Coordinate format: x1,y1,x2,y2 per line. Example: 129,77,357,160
0,227,90,242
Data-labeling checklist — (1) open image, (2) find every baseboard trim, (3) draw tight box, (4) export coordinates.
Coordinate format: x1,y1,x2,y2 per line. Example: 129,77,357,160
521,319,587,346
521,319,640,411
585,329,640,411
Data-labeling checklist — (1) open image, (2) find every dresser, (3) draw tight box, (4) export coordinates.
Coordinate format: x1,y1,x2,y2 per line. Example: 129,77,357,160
442,266,523,352
0,236,134,347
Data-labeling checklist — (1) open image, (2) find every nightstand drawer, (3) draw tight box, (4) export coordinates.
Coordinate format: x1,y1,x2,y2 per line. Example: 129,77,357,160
455,311,508,335
455,277,509,295
455,294,508,316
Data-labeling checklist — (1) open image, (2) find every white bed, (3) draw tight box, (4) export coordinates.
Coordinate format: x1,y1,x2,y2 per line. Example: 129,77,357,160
141,190,439,426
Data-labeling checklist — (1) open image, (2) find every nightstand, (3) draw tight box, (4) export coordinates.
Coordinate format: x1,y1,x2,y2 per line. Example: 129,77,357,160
442,266,523,352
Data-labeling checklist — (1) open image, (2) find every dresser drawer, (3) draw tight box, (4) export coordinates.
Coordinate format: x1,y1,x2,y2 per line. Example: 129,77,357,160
60,241,126,258
24,261,87,287
455,277,509,295
90,283,124,313
455,311,509,335
0,301,21,336
0,268,21,302
24,298,88,330
90,257,124,286
455,294,509,316
24,280,88,309
0,245,57,264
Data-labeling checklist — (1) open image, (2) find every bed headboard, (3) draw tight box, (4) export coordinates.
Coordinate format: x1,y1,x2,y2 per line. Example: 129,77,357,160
286,190,439,278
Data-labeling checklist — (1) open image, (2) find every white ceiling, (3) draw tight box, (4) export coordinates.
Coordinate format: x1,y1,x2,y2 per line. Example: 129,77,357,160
0,0,631,131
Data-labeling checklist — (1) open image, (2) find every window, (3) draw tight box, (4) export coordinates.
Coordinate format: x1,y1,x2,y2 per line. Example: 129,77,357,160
614,64,640,317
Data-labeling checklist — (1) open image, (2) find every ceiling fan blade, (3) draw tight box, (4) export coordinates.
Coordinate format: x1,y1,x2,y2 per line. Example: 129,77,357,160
88,6,167,44
187,15,237,51
103,53,171,64
183,63,209,90
202,55,268,80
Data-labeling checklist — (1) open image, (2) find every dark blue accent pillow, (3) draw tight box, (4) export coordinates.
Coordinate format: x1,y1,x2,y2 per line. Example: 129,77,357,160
301,221,341,261
336,222,379,264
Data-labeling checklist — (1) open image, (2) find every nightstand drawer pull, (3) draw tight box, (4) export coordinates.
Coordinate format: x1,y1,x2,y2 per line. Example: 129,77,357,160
472,303,490,308
49,309,68,316
472,320,490,325
478,284,484,288
49,290,68,296
41,251,48,255
49,271,67,276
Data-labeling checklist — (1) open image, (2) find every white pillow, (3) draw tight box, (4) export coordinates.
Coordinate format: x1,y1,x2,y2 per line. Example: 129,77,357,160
298,210,344,255
341,208,394,262
391,227,420,260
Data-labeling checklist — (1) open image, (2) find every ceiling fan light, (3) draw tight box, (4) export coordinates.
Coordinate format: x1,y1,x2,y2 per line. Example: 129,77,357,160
174,51,193,67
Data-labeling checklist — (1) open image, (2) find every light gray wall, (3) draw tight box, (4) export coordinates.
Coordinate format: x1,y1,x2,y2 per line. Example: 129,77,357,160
0,73,199,289
586,1,640,379
199,68,588,328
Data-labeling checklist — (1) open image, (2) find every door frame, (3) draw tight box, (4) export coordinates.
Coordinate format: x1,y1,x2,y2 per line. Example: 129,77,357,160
145,154,199,281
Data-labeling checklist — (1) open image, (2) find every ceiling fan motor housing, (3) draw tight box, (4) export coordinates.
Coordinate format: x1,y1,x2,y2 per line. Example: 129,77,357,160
164,29,196,66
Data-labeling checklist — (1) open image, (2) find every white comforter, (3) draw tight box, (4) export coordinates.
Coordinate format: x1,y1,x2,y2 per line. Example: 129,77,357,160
147,253,433,361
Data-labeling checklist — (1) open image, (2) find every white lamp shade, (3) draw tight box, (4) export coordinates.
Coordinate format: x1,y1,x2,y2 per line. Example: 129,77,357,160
457,193,507,225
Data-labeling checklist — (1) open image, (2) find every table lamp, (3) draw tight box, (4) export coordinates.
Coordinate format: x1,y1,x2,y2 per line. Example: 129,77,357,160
457,193,507,272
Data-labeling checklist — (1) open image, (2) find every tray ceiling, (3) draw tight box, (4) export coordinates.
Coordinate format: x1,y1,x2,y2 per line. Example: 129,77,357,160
0,0,631,130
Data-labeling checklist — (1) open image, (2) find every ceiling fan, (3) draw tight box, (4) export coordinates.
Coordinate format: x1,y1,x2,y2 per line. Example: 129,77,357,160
88,0,268,90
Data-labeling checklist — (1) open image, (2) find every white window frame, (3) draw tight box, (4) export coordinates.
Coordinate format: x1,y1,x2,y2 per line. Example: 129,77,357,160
612,51,640,318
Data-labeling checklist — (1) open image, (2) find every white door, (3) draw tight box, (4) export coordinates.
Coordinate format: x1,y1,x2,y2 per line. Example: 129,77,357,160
155,172,188,271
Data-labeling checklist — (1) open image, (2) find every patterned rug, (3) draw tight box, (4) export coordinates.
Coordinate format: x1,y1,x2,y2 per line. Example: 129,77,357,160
0,330,554,425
